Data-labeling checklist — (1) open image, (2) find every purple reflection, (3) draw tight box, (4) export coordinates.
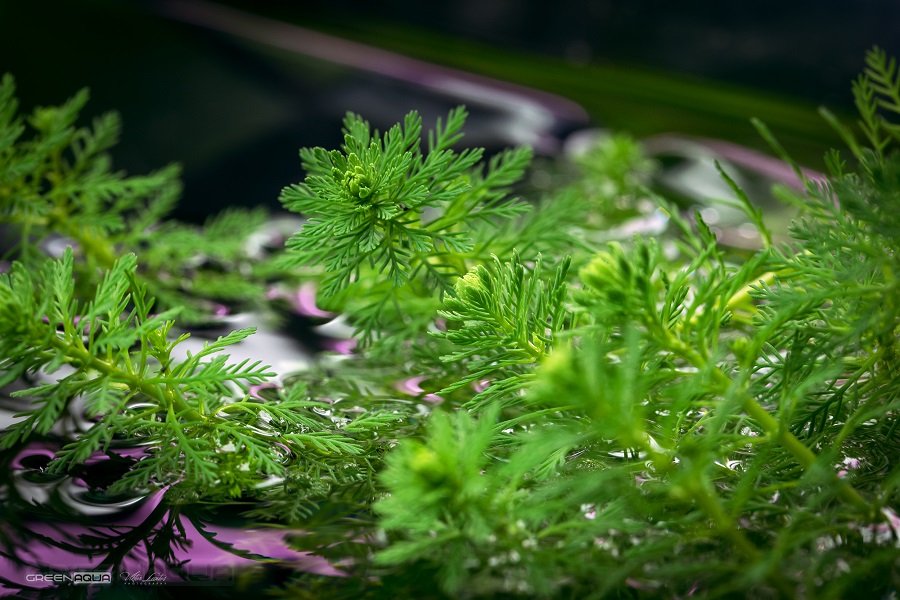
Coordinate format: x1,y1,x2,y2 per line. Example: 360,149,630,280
160,0,589,154
249,382,279,400
295,283,334,318
269,283,336,319
10,442,57,469
697,138,826,189
0,487,338,592
395,376,443,404
80,447,147,464
472,379,492,394
321,338,356,355
644,134,826,190
3,443,339,592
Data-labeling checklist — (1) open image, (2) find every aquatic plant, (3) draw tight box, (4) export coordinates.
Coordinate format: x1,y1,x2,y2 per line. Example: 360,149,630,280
1,48,898,598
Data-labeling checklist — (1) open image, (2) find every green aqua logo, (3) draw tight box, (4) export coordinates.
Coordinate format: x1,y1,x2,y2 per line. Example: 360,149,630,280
25,571,112,585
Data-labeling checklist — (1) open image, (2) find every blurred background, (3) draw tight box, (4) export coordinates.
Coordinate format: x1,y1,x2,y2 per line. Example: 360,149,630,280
1,0,897,222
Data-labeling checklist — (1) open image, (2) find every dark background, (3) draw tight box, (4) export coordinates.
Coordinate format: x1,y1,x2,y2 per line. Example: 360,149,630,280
1,0,896,221
293,0,898,109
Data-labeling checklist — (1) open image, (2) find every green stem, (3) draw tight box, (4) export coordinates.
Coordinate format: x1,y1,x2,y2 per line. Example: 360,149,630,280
49,210,118,269
690,477,758,557
54,336,205,422
663,332,872,517
43,149,119,270
693,481,797,599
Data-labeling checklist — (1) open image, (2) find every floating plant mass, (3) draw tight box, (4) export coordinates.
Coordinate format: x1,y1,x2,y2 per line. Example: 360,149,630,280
0,48,899,598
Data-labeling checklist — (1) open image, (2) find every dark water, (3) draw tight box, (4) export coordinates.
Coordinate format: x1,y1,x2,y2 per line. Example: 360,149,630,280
0,0,875,225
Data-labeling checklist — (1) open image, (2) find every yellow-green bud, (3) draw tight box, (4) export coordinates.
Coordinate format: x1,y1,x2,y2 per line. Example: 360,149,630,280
729,337,754,364
337,153,376,202
409,446,447,485
580,242,626,292
29,106,59,132
454,266,487,303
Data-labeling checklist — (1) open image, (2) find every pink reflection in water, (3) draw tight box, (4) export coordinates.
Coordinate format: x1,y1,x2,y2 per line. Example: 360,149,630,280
395,376,443,404
10,442,57,469
250,382,279,400
270,283,336,319
322,338,356,355
2,445,339,592
0,488,338,592
472,379,492,393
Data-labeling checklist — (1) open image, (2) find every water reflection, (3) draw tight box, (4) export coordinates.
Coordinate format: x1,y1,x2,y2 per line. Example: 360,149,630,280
1,442,337,595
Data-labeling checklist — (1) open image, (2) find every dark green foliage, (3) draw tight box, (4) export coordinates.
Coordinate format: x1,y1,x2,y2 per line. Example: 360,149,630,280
366,48,900,598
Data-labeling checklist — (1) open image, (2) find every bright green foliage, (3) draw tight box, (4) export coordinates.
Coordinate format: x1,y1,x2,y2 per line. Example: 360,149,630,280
1,49,899,600
367,50,900,598
280,107,533,345
434,251,571,410
572,132,657,227
0,248,371,500
0,74,280,323
375,406,583,597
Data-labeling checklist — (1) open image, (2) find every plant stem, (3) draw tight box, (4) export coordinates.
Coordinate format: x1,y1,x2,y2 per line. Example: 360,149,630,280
54,335,205,422
663,332,873,517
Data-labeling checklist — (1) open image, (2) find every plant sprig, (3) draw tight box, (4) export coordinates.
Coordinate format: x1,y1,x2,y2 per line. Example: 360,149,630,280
0,247,375,500
434,251,571,410
0,74,284,323
280,107,533,346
